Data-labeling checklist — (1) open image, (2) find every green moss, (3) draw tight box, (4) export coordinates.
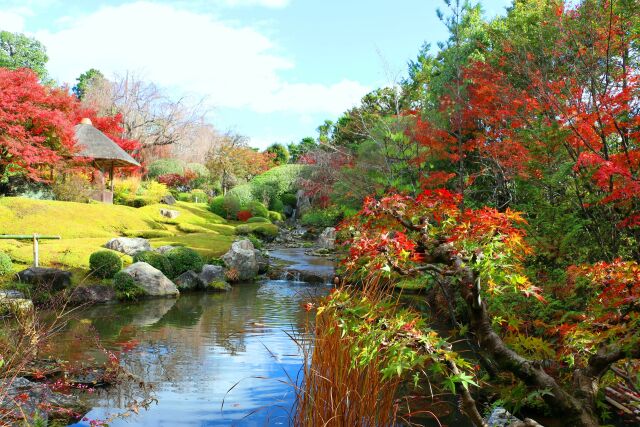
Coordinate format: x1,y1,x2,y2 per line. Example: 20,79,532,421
123,229,174,238
176,223,212,233
207,280,230,292
113,271,145,300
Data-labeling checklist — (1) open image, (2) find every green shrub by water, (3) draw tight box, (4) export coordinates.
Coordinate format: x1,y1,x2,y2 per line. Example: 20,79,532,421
253,224,278,241
113,271,145,300
166,247,204,276
281,193,297,207
236,224,251,235
133,251,173,277
247,234,263,249
226,165,308,207
89,250,122,279
300,208,343,228
269,197,284,213
0,252,13,276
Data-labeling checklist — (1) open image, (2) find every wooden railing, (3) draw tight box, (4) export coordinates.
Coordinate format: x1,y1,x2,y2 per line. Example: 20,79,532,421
0,234,61,267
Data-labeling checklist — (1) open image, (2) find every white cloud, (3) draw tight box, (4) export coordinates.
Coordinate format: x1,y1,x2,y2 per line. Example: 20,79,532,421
0,11,26,32
36,1,368,116
221,0,290,7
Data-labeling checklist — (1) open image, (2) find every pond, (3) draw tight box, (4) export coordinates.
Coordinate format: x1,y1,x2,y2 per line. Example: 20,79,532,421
48,279,328,426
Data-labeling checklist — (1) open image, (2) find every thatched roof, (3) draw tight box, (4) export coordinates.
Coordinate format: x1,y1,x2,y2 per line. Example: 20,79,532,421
73,119,140,168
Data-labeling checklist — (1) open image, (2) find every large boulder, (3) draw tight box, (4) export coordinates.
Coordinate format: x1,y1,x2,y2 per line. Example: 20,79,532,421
174,270,204,291
121,262,179,297
68,285,116,304
155,245,176,254
295,189,312,218
317,227,336,250
105,237,151,256
160,208,179,219
161,194,176,205
16,267,71,291
221,240,258,281
198,264,225,284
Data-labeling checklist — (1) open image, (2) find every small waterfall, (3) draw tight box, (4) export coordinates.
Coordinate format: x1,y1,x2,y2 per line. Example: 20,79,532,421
293,271,301,282
279,270,288,281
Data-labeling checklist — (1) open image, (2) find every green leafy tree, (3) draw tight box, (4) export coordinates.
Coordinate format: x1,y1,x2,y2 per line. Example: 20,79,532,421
0,30,48,80
73,68,105,100
265,143,289,165
288,137,317,162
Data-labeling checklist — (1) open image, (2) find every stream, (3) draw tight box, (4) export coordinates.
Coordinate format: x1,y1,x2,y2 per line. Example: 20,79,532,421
37,248,473,426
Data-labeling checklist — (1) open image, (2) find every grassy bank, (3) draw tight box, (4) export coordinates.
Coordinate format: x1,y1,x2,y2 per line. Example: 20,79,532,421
0,198,248,284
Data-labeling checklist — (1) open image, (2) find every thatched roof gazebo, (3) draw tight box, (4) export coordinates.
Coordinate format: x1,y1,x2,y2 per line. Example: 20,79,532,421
73,118,140,203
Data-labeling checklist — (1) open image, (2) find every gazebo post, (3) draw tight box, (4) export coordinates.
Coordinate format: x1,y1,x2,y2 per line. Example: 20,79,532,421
109,161,114,191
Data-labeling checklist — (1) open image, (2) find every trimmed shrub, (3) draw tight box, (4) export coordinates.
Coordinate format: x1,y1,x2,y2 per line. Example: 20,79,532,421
113,271,145,300
268,211,283,222
129,196,155,207
269,197,284,213
236,224,251,235
166,247,204,276
253,224,278,241
143,181,170,202
226,183,253,206
89,250,122,279
237,210,253,222
209,196,225,217
222,195,241,220
147,159,185,179
248,201,269,218
0,252,13,276
247,216,270,223
176,192,191,202
281,193,297,207
133,251,173,277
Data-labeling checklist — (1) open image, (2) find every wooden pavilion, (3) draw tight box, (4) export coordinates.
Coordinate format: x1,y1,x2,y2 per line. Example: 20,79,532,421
73,118,140,203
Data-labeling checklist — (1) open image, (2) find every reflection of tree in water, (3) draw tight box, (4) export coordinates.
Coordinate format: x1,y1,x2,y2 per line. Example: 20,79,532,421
43,281,329,414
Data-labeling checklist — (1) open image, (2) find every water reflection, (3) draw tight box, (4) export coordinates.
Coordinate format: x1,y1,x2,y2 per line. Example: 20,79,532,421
53,280,327,426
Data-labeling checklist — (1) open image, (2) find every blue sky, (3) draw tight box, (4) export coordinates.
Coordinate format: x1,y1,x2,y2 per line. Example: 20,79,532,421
0,0,512,149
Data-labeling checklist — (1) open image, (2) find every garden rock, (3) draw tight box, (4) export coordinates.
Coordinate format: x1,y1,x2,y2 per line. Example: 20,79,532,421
254,250,269,274
486,407,521,427
0,377,87,425
207,281,232,292
295,189,312,217
155,245,176,254
121,262,179,297
161,194,176,205
221,239,258,281
160,208,180,219
105,237,151,256
174,270,205,291
317,227,336,249
0,290,33,317
198,264,225,284
15,267,71,291
69,285,116,304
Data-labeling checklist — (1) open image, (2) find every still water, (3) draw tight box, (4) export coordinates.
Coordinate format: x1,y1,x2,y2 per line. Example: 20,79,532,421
52,280,327,426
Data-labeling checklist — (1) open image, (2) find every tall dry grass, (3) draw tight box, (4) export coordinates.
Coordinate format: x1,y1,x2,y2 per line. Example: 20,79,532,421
294,303,401,427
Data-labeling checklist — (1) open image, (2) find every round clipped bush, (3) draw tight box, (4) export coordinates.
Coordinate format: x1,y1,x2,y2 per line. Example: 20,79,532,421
0,252,13,276
268,211,283,222
247,216,270,223
209,195,225,217
166,247,204,276
236,224,251,235
133,251,173,277
147,159,185,179
269,198,284,213
113,271,145,300
223,195,241,219
248,201,269,218
89,250,122,279
190,189,208,203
